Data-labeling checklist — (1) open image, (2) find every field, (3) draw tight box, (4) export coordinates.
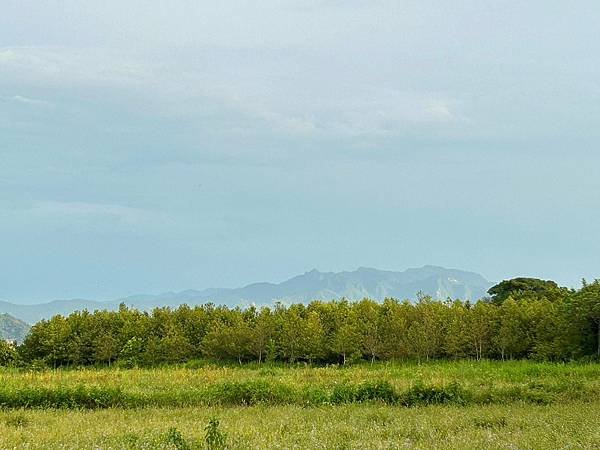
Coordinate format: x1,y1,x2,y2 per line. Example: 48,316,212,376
1,361,599,449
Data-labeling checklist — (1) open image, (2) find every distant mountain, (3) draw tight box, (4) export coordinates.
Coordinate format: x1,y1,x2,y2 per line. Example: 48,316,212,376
0,313,31,342
0,265,493,324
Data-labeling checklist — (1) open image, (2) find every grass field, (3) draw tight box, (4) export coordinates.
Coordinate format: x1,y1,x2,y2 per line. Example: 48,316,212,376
1,361,599,448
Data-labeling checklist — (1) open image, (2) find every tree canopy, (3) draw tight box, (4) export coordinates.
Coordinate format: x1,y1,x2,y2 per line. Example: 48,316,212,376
487,278,569,304
5,278,599,368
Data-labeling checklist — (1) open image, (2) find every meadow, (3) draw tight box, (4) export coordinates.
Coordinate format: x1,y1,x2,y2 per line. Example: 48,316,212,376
1,360,599,448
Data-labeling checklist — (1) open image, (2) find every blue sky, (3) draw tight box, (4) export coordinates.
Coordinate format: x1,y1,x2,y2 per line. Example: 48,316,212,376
1,1,600,302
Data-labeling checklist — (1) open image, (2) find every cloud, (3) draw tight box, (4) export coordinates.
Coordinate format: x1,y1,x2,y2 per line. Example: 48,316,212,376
424,101,455,121
0,45,472,161
0,201,178,237
0,94,49,106
0,46,149,87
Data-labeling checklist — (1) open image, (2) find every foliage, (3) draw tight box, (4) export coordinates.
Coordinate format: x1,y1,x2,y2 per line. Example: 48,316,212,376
1,393,600,448
0,340,18,367
205,418,227,450
0,361,598,409
488,278,569,304
12,279,600,367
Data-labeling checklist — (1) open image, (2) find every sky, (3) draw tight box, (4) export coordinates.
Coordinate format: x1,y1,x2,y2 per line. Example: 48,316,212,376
1,1,600,302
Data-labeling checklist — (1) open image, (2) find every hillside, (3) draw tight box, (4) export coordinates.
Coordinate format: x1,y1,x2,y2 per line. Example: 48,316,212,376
0,265,492,323
0,313,31,342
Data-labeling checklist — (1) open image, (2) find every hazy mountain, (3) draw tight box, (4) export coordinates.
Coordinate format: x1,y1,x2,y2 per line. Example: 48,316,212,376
0,265,492,324
0,313,31,342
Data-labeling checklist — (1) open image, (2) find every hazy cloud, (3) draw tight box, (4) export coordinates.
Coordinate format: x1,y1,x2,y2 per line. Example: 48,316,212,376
1,1,600,300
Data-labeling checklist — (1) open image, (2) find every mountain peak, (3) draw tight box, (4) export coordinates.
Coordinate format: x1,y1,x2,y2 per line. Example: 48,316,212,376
0,313,31,342
0,265,492,323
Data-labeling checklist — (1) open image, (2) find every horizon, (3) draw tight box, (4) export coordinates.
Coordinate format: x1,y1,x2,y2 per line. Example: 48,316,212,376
5,263,494,304
0,263,587,306
2,1,600,302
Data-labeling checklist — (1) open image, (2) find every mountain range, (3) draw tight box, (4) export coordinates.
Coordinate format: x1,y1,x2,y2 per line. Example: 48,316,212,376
0,265,493,325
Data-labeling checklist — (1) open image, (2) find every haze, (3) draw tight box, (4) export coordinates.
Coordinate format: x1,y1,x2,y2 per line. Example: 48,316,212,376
1,1,599,302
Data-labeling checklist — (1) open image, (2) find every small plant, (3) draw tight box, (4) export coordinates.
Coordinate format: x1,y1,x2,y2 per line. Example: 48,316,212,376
163,427,190,450
205,417,227,450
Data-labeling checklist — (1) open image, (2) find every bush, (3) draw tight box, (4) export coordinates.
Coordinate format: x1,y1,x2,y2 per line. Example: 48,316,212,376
330,381,397,404
205,381,296,406
399,381,468,406
205,418,227,450
162,427,191,450
0,386,126,409
0,341,18,367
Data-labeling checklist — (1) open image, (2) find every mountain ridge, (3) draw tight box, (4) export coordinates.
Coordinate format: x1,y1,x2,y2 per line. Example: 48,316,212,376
0,265,493,324
0,313,31,342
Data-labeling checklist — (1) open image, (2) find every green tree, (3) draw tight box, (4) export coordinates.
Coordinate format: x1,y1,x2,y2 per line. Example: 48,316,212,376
496,298,530,359
279,305,308,363
488,278,568,304
0,340,18,366
303,310,326,363
354,299,383,363
331,303,361,365
444,301,471,359
377,299,411,360
202,313,253,363
468,301,497,360
574,280,600,357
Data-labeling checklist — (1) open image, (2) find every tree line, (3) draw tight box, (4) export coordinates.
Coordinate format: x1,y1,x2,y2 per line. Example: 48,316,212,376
2,278,599,367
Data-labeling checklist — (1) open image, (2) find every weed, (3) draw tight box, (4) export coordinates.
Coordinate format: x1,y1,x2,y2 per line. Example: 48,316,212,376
163,427,191,450
205,418,227,450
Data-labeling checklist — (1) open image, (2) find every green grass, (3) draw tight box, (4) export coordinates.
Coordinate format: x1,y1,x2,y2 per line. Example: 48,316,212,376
1,403,599,449
0,361,598,448
0,360,598,408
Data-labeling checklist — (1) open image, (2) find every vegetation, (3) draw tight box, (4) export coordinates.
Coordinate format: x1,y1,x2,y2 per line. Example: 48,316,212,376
0,392,599,448
0,360,598,409
0,361,598,447
0,340,18,367
1,278,598,447
6,278,599,369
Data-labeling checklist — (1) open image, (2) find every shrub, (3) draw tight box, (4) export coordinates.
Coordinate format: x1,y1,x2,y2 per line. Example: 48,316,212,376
399,381,468,406
163,427,191,450
205,381,295,406
205,418,227,450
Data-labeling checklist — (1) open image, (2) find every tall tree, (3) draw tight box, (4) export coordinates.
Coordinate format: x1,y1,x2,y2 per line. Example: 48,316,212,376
574,280,600,357
488,278,568,304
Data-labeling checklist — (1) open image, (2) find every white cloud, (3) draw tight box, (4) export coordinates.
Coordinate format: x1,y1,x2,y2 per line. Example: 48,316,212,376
0,201,178,237
0,45,469,146
0,46,149,87
1,95,49,106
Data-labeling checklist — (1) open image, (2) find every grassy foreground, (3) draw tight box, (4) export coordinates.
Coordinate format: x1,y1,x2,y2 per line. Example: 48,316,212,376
1,403,599,449
0,361,599,448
